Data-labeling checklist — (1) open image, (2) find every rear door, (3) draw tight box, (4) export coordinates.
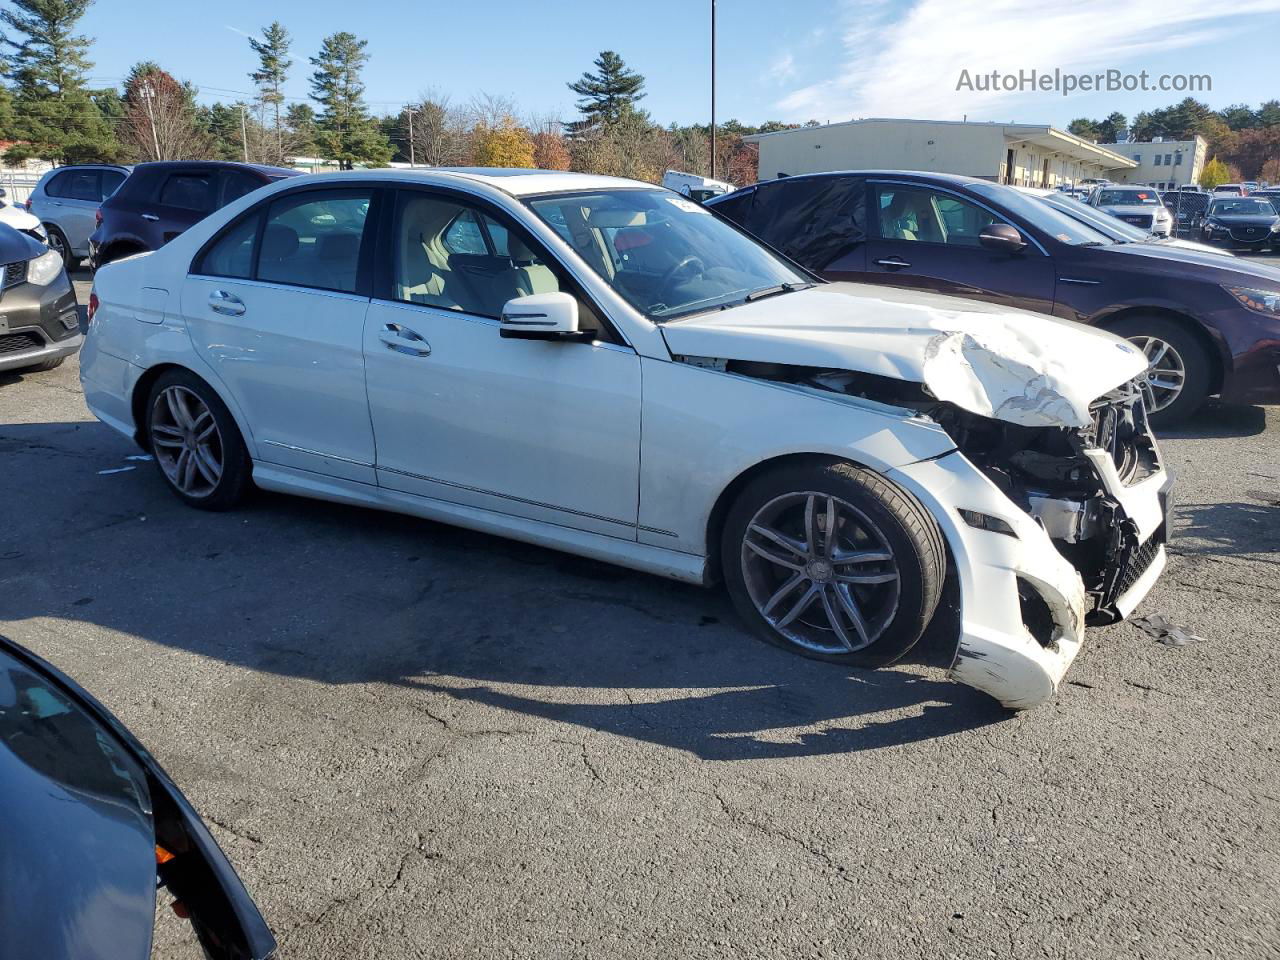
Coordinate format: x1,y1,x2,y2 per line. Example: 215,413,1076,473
151,169,218,246
745,176,870,281
182,187,378,482
865,180,1056,313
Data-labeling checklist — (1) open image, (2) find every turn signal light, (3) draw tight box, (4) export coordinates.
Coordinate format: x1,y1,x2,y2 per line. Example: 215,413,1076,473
155,844,175,864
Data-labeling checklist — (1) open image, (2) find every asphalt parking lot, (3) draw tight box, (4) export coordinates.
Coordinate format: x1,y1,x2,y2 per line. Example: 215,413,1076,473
2,272,1278,959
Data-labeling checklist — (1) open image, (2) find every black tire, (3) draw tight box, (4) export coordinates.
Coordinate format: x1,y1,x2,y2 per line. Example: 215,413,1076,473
145,368,252,511
1108,315,1213,428
19,356,65,372
721,459,945,668
44,225,74,267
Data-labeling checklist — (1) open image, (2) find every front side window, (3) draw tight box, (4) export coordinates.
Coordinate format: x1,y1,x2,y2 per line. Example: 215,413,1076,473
392,192,600,328
160,173,214,212
525,189,810,321
874,186,1000,246
257,190,371,293
219,170,264,207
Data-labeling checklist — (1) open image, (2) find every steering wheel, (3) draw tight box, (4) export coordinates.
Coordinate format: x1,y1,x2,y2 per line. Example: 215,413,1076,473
657,255,705,299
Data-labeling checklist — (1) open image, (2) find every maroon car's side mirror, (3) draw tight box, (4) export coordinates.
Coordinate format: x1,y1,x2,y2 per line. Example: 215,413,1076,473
979,223,1027,255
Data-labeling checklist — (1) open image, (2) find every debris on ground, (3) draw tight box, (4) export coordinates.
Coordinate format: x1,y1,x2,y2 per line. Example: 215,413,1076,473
1131,614,1206,646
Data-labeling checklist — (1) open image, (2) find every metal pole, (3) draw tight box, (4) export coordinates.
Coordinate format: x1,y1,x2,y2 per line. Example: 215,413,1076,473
141,82,161,161
407,109,416,167
710,0,717,179
240,105,250,163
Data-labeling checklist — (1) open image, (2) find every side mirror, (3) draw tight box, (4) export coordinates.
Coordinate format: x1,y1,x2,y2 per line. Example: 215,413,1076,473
979,223,1027,255
499,292,590,342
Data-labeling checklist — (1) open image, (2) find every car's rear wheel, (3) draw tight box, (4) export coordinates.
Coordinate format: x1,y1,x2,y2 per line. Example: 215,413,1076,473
722,460,945,668
1108,316,1212,427
44,225,72,266
146,370,251,510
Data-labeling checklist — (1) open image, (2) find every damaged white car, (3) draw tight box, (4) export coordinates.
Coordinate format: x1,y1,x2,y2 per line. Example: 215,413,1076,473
79,169,1173,709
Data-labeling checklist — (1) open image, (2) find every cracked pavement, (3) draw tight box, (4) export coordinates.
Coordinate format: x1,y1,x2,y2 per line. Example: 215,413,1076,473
1,273,1277,959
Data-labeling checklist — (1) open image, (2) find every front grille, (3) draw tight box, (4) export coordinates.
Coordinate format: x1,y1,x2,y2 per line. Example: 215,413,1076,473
1085,379,1158,485
1229,227,1268,243
1120,214,1153,228
1115,530,1164,599
1,261,26,290
0,332,42,356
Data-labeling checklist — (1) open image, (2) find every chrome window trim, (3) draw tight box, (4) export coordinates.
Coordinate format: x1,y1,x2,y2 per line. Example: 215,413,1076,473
187,274,371,304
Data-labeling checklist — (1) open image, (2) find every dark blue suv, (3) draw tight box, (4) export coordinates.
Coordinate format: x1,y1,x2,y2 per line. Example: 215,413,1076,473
89,161,300,269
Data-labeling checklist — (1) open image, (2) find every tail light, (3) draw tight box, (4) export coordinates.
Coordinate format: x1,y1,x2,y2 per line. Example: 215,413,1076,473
94,208,103,228
87,291,99,325
24,198,31,211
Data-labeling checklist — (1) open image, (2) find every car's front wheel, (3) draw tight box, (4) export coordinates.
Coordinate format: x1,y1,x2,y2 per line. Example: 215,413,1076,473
722,460,945,668
146,370,251,510
1109,315,1212,427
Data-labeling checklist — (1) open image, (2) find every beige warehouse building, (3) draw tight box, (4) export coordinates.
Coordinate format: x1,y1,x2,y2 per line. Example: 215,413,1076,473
1098,136,1207,189
744,118,1136,187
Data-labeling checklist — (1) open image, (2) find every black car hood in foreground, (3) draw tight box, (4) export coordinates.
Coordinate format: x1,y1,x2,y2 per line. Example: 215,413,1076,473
0,635,276,960
0,221,46,262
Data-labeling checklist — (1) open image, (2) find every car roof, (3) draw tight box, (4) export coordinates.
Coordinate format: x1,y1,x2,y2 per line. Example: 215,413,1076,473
292,167,655,197
130,160,301,177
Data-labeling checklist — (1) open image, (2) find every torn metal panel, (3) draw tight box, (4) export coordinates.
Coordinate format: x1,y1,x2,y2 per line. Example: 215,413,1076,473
662,282,1148,428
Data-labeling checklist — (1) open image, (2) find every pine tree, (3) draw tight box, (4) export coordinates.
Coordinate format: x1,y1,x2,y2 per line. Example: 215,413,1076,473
308,31,392,169
0,0,119,162
249,21,291,163
566,50,645,134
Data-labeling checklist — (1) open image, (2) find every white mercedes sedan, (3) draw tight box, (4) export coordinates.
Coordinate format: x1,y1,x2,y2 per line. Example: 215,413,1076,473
80,169,1173,709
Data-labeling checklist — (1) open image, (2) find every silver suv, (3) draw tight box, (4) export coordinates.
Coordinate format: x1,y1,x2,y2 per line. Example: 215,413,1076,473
27,165,131,267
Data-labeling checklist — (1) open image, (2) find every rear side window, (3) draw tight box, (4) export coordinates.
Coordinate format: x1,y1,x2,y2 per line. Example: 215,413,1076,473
43,171,74,198
100,170,126,199
257,190,371,293
709,190,754,226
750,178,866,269
160,173,215,212
197,213,260,279
219,170,264,207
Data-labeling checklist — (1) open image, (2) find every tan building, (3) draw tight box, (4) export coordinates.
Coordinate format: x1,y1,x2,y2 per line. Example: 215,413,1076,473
1097,137,1207,189
743,118,1136,186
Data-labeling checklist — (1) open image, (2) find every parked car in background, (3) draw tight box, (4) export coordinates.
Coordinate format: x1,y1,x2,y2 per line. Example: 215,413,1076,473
1019,187,1228,257
1213,183,1248,196
661,170,734,202
27,163,131,266
0,187,47,242
0,222,80,375
1159,189,1211,237
0,633,276,959
80,168,1174,709
1088,186,1173,237
707,171,1280,423
1195,195,1280,254
89,161,300,270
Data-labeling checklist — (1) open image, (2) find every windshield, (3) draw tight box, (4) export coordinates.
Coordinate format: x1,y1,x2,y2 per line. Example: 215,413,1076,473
1040,194,1147,241
969,182,1113,246
1097,189,1160,206
1210,198,1277,217
525,189,811,320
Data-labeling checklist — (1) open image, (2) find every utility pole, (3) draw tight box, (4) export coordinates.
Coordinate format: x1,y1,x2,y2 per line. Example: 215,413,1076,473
240,105,250,163
407,108,416,167
141,81,161,161
710,0,717,179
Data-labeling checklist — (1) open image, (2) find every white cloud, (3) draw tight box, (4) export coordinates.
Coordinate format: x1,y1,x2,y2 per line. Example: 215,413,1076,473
766,51,797,84
777,0,1280,122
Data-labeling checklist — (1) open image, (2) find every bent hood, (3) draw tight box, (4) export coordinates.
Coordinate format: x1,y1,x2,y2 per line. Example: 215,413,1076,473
661,282,1148,429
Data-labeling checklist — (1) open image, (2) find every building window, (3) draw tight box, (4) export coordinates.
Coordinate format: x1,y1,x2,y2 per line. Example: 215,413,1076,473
1133,154,1141,163
1174,152,1183,165
1164,153,1172,165
1153,155,1162,166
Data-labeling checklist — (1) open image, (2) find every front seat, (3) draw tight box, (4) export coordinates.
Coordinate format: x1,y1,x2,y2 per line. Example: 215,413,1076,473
509,236,559,296
879,195,919,241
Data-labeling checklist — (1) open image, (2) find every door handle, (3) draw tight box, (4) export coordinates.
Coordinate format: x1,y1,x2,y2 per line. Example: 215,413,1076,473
141,213,160,222
208,290,246,316
379,322,431,356
875,257,911,269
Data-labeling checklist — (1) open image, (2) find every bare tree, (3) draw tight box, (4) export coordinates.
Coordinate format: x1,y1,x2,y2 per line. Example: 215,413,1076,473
120,62,211,162
401,91,470,166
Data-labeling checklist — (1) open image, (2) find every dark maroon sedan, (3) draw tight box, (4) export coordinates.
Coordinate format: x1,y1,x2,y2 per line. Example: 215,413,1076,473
708,171,1280,425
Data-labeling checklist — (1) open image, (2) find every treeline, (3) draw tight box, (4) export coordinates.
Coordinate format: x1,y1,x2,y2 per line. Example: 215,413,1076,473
1069,98,1280,182
0,1,798,185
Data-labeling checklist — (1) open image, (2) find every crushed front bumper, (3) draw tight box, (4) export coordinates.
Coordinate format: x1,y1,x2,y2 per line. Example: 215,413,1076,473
888,443,1171,710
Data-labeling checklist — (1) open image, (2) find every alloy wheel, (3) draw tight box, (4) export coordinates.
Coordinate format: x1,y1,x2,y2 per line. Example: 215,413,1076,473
150,385,224,498
46,230,67,262
1127,335,1186,413
740,492,900,655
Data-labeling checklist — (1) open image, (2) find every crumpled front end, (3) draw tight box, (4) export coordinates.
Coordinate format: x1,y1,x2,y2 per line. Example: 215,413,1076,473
889,379,1172,709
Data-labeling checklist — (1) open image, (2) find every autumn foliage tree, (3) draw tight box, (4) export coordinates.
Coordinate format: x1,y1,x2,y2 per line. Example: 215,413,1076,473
472,118,535,168
121,62,209,161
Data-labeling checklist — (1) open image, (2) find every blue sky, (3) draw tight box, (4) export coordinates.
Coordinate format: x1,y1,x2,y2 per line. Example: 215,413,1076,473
79,0,1280,129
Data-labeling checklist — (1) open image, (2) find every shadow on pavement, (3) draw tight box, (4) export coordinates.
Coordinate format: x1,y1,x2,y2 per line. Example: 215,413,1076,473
0,420,1008,759
1158,400,1268,440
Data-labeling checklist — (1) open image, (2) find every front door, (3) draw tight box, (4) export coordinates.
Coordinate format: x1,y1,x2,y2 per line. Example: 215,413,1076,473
181,187,377,482
363,189,642,539
865,181,1056,314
